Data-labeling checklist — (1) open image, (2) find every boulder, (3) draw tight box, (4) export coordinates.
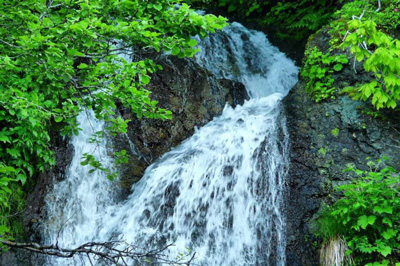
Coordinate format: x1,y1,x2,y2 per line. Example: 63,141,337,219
114,55,248,193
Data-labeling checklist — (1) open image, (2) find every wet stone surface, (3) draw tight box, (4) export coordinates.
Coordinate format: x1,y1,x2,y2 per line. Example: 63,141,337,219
283,29,400,265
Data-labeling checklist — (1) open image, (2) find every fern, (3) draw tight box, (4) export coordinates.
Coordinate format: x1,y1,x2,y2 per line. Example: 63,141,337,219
189,0,346,40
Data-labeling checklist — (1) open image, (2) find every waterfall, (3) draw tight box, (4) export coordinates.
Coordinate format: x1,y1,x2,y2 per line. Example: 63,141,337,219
42,22,298,266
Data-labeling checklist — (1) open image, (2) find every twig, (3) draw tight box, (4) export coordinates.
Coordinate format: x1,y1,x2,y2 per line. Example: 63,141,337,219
376,0,381,12
0,39,21,48
1,239,196,265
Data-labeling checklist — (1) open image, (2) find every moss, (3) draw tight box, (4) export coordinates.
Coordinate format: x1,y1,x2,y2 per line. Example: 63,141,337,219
331,128,340,137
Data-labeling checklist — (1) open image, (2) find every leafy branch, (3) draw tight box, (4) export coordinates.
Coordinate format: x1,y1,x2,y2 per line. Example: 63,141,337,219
0,0,228,246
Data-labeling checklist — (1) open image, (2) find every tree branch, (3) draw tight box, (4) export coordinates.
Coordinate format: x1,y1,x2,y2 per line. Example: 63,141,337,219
376,0,381,12
1,240,197,265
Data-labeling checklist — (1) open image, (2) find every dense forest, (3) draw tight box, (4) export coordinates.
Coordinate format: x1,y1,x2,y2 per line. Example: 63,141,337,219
1,0,400,265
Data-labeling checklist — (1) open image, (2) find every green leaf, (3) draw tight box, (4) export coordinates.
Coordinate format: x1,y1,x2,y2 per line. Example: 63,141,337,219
6,148,20,158
356,52,364,62
333,64,343,71
357,215,376,229
0,134,10,143
16,174,27,185
367,215,377,225
377,245,391,257
77,63,88,69
0,166,16,174
387,99,397,109
171,46,180,56
382,229,397,240
153,4,162,11
140,75,151,85
331,128,340,137
68,49,85,57
383,217,393,227
188,39,198,47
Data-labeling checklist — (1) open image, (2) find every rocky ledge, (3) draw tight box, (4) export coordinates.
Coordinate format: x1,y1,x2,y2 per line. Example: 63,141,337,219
283,30,400,265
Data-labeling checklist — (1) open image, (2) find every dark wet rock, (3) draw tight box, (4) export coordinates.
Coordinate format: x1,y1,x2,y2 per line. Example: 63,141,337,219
114,55,248,194
283,30,400,265
25,133,73,242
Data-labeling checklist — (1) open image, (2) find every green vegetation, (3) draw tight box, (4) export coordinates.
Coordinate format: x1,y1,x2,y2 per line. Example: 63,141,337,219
301,47,349,102
298,2,400,265
0,0,399,264
302,0,400,111
190,0,345,40
341,18,400,110
331,128,340,137
317,159,400,265
0,0,227,243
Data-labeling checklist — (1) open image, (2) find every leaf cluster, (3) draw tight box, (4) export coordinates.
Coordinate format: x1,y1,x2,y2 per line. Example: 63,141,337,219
0,0,227,242
328,0,400,110
191,0,345,40
317,159,400,265
342,19,400,110
301,47,349,102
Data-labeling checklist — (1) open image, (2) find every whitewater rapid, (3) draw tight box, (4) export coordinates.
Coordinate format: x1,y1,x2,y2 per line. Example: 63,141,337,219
43,22,298,266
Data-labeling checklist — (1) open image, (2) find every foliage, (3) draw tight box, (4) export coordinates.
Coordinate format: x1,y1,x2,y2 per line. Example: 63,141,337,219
329,0,400,110
331,128,340,137
262,0,344,40
0,182,24,248
317,159,400,265
189,0,344,40
341,19,400,110
301,47,348,102
0,0,227,242
301,0,400,111
331,0,400,34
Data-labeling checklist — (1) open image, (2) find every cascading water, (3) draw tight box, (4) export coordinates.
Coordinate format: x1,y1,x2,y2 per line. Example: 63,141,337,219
42,22,298,266
43,111,121,249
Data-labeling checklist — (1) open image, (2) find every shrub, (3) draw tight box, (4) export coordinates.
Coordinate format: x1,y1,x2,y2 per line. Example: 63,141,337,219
317,159,400,265
301,47,348,102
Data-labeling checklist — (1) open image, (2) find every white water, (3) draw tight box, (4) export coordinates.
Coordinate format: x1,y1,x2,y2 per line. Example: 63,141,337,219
43,22,298,266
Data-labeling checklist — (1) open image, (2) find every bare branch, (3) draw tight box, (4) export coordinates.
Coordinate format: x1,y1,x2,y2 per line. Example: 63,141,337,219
376,0,381,12
1,240,197,265
0,39,21,48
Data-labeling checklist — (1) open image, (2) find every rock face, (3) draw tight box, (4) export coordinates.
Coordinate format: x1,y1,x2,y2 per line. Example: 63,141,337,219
283,30,400,265
24,133,74,242
115,54,248,193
